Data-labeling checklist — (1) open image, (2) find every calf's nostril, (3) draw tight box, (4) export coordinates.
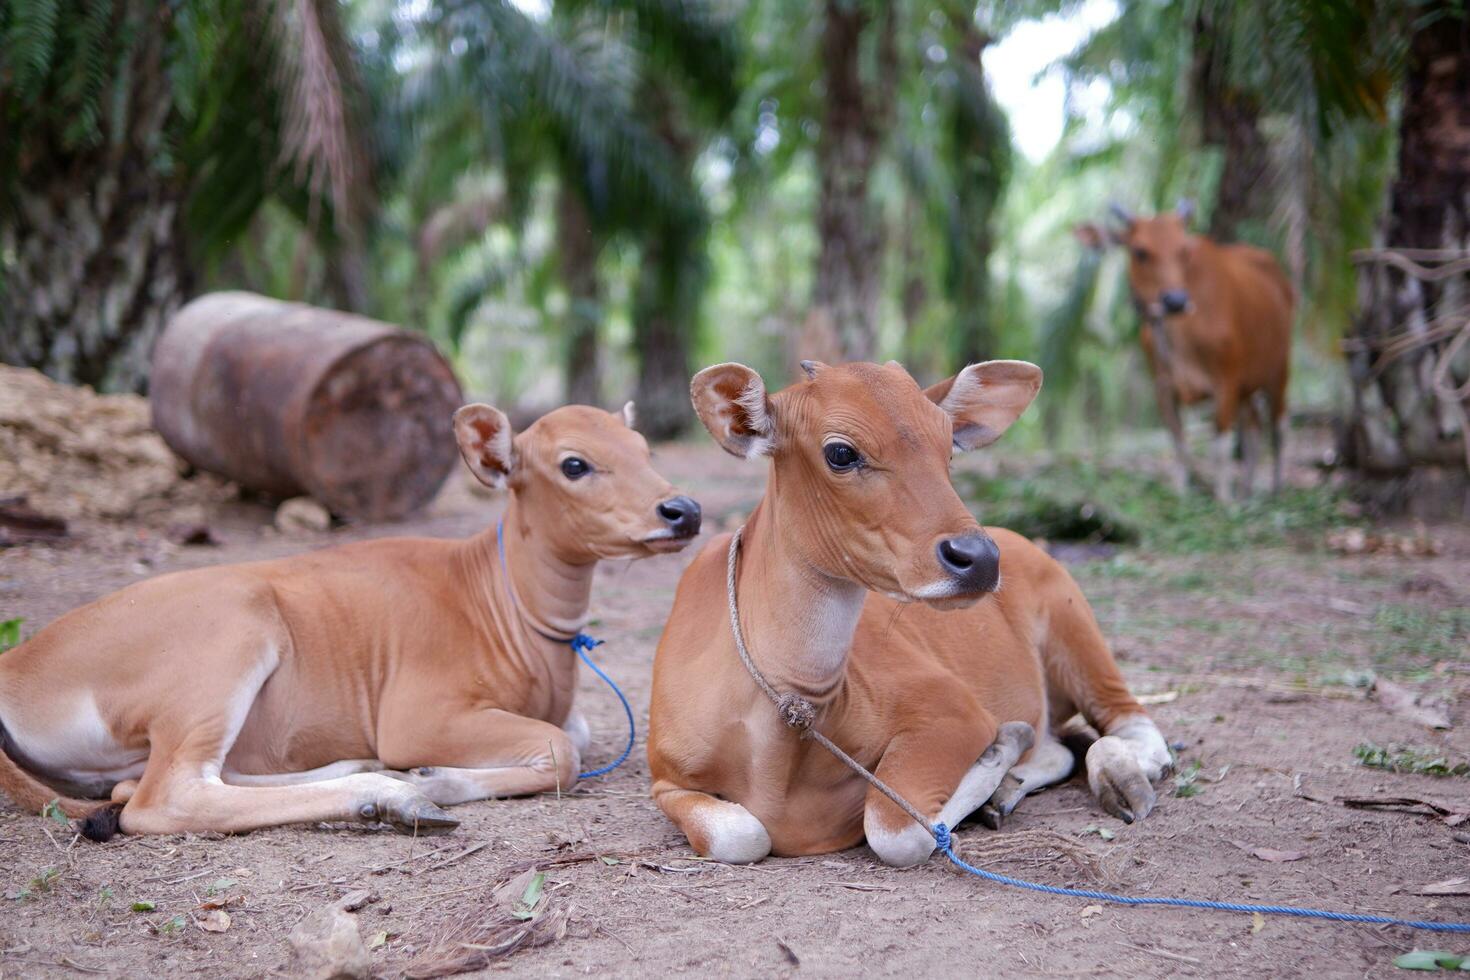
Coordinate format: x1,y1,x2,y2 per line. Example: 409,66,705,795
936,534,1001,591
938,539,974,570
657,495,702,535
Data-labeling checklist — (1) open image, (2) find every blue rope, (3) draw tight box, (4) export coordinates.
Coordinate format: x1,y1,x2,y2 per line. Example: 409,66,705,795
568,633,636,779
931,823,1470,933
495,518,636,780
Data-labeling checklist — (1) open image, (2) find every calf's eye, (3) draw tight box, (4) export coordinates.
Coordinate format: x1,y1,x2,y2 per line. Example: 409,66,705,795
561,457,590,479
823,442,861,472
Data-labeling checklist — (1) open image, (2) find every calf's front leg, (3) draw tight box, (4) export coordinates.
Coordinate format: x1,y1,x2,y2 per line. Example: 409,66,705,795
864,719,1034,868
377,707,582,806
653,780,772,864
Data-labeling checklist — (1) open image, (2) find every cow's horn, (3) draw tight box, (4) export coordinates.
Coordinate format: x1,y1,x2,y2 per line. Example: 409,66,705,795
1109,202,1134,225
1177,197,1196,222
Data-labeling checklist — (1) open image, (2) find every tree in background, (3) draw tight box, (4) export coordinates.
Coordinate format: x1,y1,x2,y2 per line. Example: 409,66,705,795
0,0,370,391
936,7,1012,368
403,0,736,427
804,0,897,363
1343,2,1470,515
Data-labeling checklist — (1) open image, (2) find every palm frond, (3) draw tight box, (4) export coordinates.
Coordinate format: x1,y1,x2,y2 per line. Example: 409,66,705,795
1,0,63,101
561,0,741,119
422,0,703,229
269,0,375,234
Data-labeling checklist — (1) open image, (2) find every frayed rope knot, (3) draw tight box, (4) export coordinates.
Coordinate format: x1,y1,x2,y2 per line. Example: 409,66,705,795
932,822,951,851
776,693,817,731
570,633,604,655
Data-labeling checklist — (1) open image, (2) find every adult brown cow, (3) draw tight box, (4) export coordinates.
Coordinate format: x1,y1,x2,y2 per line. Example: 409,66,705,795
1078,202,1294,499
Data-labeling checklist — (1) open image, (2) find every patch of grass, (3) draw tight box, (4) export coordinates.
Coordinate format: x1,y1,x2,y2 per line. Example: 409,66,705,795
958,461,1356,554
1354,743,1469,778
1173,760,1205,798
9,866,61,902
1371,606,1470,662
0,618,21,653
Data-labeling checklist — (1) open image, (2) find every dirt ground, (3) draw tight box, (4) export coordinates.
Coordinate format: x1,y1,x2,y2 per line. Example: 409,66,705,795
1,438,1467,978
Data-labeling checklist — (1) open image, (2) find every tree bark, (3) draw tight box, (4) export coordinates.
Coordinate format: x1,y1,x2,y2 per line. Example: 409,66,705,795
556,183,602,407
1191,3,1272,243
806,0,897,362
0,2,188,393
1342,6,1470,517
633,85,705,440
944,16,1008,369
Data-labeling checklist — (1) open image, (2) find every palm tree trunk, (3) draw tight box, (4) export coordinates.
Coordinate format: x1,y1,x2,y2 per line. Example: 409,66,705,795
945,17,1008,369
1342,6,1470,517
807,0,896,362
1191,2,1271,243
556,184,602,406
633,86,705,440
633,226,702,440
0,7,187,393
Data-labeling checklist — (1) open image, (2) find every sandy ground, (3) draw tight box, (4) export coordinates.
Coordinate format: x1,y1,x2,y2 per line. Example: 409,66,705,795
1,440,1467,978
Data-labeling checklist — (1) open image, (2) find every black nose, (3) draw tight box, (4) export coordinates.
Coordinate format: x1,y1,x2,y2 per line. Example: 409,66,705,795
936,533,1001,593
657,495,702,537
1161,289,1189,314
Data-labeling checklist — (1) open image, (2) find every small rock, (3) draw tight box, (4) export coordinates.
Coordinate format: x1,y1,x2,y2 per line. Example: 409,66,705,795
168,523,221,546
276,497,331,535
288,903,370,980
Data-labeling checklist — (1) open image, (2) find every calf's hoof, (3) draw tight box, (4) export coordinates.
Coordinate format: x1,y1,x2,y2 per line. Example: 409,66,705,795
1086,735,1157,824
696,801,772,864
363,795,459,834
985,721,1035,761
978,772,1026,830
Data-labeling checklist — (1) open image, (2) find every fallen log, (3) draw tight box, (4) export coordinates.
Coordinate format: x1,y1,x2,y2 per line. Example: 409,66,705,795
151,293,463,521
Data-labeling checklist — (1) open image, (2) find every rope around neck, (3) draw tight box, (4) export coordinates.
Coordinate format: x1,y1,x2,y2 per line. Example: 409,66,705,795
496,518,634,780
724,526,1470,934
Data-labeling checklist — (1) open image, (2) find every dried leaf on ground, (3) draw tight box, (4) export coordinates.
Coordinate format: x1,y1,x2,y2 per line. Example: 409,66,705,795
1372,680,1453,730
1231,840,1307,863
197,909,231,933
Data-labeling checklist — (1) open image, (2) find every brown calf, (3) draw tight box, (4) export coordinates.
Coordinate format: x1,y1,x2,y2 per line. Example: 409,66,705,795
1079,202,1294,499
648,360,1170,867
0,402,699,838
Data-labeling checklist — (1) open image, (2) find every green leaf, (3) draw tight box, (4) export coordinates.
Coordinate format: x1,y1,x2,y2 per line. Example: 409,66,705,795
205,878,237,896
131,900,156,912
41,799,68,825
1394,951,1463,971
0,618,22,652
599,856,619,866
511,871,546,920
368,930,389,949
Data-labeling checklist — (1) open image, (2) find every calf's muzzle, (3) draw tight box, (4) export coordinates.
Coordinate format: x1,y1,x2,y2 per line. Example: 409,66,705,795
936,533,1001,593
657,495,702,538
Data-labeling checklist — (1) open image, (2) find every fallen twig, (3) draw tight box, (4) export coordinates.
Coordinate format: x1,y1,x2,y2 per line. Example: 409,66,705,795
1116,941,1202,965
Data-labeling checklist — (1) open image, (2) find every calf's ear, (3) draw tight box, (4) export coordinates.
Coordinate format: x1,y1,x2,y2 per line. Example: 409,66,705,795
453,404,516,488
924,361,1042,451
690,363,776,459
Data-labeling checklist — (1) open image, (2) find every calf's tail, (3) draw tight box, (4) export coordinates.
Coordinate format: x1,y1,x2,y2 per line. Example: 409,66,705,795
0,720,122,841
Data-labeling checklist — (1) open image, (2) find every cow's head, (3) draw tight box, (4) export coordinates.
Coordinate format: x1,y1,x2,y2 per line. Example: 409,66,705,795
454,402,701,562
1077,200,1198,321
692,359,1041,609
